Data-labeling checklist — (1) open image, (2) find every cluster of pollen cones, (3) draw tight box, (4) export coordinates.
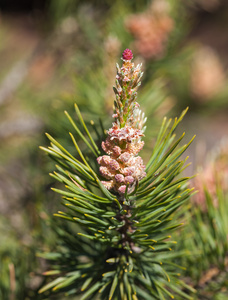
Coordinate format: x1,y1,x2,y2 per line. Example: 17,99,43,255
97,49,147,195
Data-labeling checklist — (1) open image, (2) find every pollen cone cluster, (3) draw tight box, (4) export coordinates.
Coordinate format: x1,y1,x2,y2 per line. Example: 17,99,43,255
97,49,146,195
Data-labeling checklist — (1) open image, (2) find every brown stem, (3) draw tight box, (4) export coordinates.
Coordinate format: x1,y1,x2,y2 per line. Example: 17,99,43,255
116,199,135,250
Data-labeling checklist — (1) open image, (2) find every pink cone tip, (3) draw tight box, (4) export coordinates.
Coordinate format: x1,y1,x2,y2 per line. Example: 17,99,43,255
122,48,133,61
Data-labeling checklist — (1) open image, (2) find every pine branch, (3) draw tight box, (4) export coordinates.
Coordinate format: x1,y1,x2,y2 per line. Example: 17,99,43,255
40,49,196,299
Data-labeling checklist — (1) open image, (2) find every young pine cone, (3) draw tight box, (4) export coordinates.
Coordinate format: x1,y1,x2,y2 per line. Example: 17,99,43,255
97,49,146,195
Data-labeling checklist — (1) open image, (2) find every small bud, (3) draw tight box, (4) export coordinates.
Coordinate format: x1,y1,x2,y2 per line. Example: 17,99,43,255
118,185,127,194
99,166,113,179
97,156,102,164
122,48,133,61
121,166,135,176
115,174,125,183
125,176,134,184
102,156,112,165
118,152,131,163
109,159,120,171
113,146,122,156
101,180,114,190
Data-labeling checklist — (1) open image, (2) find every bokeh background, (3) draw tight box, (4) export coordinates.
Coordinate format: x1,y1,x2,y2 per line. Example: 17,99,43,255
0,0,228,299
